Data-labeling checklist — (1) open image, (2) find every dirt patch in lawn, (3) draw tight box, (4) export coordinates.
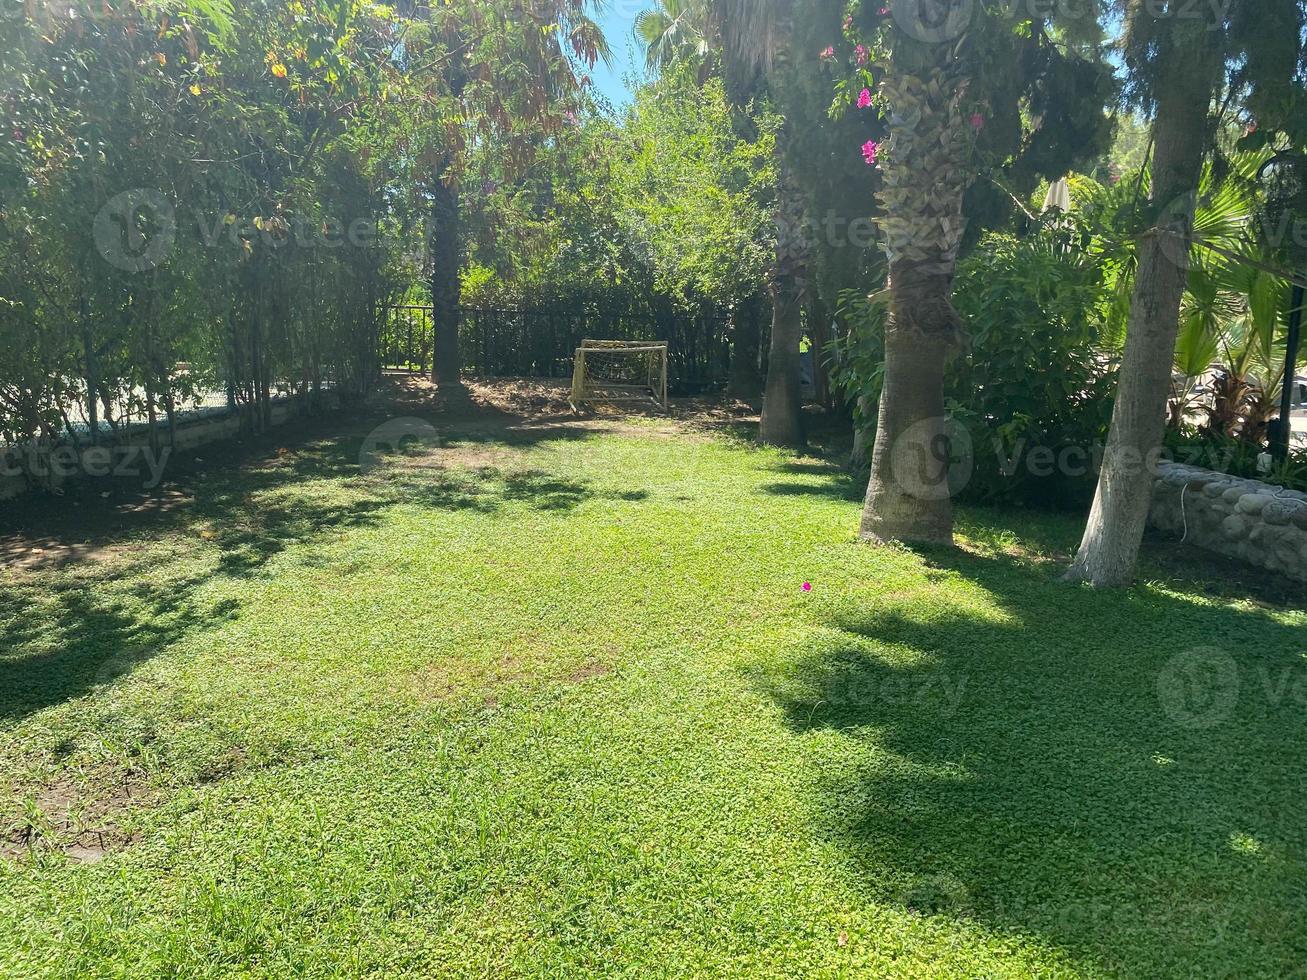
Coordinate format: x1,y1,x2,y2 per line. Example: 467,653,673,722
564,660,612,684
1,766,153,864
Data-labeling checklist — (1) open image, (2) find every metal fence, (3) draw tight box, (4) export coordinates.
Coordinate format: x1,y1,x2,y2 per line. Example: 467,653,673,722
379,304,738,392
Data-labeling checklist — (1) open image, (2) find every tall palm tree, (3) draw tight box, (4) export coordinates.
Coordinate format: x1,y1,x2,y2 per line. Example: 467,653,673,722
635,0,713,72
1065,0,1306,586
725,0,1112,543
856,27,973,544
637,0,809,447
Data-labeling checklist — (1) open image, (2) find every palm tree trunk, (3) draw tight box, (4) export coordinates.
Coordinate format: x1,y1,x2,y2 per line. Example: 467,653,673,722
430,164,462,389
860,262,959,544
759,159,807,448
859,58,969,546
760,268,804,446
1065,65,1215,586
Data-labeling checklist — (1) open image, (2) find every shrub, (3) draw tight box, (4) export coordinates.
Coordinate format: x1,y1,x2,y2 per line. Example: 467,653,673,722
1163,430,1307,493
948,230,1117,508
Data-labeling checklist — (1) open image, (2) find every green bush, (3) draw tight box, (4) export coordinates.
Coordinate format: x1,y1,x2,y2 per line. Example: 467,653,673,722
828,228,1117,507
948,230,1117,508
1163,430,1307,492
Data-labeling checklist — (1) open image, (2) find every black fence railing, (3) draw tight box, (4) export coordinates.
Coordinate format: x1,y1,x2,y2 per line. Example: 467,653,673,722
379,304,738,392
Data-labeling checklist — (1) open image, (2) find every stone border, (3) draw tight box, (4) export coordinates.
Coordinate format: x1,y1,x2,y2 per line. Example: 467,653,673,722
1149,461,1307,583
0,393,334,503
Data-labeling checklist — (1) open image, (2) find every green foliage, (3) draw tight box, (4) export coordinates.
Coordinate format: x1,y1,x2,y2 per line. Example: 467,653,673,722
453,70,776,318
1163,430,1307,492
609,65,776,307
459,115,640,307
1067,153,1298,443
827,224,1118,505
948,228,1117,506
634,0,714,73
825,287,887,432
0,0,600,449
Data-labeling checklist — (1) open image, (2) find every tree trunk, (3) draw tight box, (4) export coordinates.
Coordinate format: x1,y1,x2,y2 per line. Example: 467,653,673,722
760,270,804,446
859,55,970,546
759,158,807,448
851,394,874,469
860,263,959,545
808,292,835,412
728,293,764,400
430,166,462,389
1065,61,1216,586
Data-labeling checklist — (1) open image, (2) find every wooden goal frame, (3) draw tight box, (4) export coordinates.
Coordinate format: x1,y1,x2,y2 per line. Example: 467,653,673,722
569,339,669,412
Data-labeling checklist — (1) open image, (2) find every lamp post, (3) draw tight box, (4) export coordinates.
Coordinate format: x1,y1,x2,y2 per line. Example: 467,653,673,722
1276,283,1303,461
1257,153,1307,462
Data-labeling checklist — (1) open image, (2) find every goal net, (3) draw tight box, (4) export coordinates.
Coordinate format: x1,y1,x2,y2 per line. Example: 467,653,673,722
570,340,669,411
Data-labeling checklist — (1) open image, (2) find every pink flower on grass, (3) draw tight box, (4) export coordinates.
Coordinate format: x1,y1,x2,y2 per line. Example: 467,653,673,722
802,582,812,592
857,88,873,109
819,45,835,60
855,44,868,64
969,113,985,130
861,139,879,165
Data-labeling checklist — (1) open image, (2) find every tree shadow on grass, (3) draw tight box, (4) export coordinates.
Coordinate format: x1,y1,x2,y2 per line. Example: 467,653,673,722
0,405,641,723
760,480,864,503
758,456,867,503
0,563,242,723
758,546,1307,976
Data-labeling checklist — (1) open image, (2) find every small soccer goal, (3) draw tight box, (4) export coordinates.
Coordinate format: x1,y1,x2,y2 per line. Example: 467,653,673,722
569,339,669,412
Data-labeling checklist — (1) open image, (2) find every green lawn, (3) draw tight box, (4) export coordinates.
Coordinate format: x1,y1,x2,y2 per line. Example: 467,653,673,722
2,386,1305,978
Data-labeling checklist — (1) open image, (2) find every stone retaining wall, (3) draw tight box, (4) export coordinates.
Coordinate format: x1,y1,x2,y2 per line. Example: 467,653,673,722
1149,461,1307,583
0,395,327,504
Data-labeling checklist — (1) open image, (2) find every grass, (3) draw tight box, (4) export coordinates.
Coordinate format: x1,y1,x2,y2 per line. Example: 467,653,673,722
1,382,1304,978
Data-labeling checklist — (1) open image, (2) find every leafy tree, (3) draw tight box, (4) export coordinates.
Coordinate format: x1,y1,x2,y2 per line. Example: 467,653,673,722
1065,0,1307,586
610,66,775,309
388,0,606,389
842,0,1113,545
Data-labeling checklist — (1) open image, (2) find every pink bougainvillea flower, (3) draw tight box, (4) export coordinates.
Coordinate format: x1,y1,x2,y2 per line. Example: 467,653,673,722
857,88,873,109
969,113,985,130
878,5,889,13
819,45,835,60
861,139,879,165
855,44,868,64
843,14,853,29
